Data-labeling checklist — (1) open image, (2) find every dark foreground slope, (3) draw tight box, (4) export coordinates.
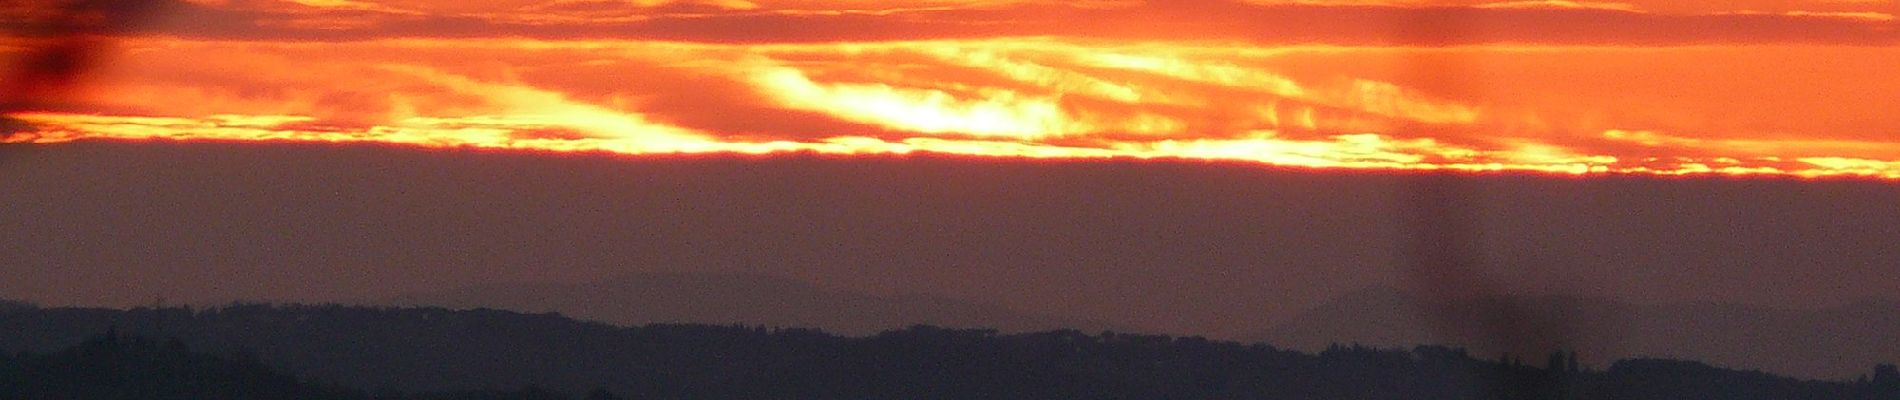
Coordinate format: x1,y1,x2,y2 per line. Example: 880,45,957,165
1256,287,1900,378
0,333,360,400
5,303,1900,400
0,332,608,400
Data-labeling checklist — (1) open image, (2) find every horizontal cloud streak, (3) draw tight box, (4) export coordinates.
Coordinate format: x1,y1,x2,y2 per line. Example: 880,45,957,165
4,36,1898,179
3,0,1897,45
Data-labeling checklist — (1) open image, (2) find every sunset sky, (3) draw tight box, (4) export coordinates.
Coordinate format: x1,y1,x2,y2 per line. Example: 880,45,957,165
3,0,1898,177
5,1,1900,356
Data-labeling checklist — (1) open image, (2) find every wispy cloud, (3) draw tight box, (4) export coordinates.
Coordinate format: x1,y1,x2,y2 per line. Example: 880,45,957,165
9,0,1893,45
6,35,1898,179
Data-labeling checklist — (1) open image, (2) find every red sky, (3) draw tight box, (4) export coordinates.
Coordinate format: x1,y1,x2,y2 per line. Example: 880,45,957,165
3,0,1899,177
6,1,1900,361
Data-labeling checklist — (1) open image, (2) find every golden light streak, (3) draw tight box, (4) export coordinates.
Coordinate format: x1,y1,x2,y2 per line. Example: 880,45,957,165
4,34,1898,180
1347,80,1481,125
1743,10,1898,21
386,65,714,149
10,112,1899,179
749,63,1082,138
1472,1,1641,11
922,48,1151,104
1080,53,1310,100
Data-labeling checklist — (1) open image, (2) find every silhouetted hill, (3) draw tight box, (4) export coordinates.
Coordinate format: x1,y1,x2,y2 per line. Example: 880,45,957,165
1255,287,1900,379
0,332,363,399
0,331,627,400
1,303,638,393
2,302,1897,399
378,272,1116,335
0,299,31,313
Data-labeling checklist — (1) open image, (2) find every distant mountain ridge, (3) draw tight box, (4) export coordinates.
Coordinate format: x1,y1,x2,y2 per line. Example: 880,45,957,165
1254,287,1900,379
4,302,1896,399
377,272,1118,335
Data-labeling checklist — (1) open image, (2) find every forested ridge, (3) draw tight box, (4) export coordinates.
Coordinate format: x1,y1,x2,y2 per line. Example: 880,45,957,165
4,302,1898,399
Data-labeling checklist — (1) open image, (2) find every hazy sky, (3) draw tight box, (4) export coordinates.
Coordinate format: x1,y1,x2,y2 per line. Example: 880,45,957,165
1,0,1899,337
3,141,1899,338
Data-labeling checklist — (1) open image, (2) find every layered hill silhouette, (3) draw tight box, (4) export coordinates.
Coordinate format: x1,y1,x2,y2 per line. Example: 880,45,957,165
1255,287,1900,379
377,272,1117,335
0,331,619,399
0,299,30,312
5,302,1898,400
0,332,366,399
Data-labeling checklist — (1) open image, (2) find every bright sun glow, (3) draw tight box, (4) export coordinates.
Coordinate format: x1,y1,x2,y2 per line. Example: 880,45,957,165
3,0,1899,179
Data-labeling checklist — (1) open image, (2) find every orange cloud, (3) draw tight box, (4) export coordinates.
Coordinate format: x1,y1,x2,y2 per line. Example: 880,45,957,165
12,0,1895,45
1471,1,1640,12
4,34,1898,179
4,0,1899,179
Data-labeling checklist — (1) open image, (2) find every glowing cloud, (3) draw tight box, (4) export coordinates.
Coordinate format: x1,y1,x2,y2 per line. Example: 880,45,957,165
748,62,1083,138
4,0,1900,180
